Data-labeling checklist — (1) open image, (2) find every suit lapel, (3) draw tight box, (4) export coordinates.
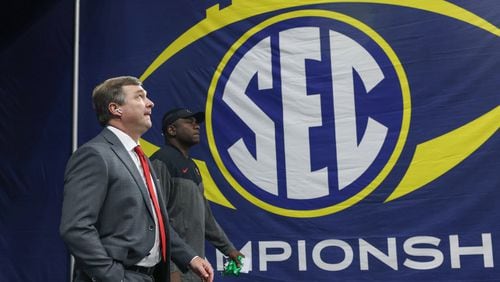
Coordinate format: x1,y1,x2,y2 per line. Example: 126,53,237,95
101,129,156,219
150,165,168,220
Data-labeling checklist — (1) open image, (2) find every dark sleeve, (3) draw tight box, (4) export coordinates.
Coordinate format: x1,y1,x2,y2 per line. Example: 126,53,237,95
59,146,124,281
202,183,236,256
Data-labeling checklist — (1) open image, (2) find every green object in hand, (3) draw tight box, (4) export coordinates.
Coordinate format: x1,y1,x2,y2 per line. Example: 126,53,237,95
223,255,243,276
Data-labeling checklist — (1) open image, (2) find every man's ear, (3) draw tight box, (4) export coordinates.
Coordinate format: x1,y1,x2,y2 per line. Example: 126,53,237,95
167,124,176,136
109,103,122,116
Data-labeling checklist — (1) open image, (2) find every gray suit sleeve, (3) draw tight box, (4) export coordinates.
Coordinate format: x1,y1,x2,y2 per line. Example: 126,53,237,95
169,223,198,273
59,146,123,281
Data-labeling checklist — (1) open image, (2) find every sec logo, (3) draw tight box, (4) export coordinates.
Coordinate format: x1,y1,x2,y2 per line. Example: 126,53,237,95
206,10,411,217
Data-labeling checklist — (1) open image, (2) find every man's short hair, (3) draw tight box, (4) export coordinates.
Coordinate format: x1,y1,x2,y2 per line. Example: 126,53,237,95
92,76,142,126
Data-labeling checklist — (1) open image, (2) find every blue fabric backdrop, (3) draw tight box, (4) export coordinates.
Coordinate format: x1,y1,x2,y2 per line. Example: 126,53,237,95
0,1,498,281
0,0,72,281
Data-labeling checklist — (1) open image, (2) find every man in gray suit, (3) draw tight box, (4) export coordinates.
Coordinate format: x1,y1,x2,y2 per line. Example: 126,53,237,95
60,76,214,282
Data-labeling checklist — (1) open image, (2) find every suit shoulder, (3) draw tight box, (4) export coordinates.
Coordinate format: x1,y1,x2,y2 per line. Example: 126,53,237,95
67,133,112,163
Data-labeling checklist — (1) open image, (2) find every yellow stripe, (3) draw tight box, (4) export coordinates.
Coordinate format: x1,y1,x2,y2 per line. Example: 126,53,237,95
140,138,160,157
140,0,499,81
386,106,500,202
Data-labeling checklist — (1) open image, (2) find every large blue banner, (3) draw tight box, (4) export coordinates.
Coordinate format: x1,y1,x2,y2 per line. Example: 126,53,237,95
77,1,499,281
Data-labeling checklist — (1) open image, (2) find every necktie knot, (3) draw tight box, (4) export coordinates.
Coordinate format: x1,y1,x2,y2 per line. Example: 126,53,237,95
134,145,145,157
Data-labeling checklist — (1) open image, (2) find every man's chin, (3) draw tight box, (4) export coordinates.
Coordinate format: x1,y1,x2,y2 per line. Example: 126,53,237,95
142,121,153,132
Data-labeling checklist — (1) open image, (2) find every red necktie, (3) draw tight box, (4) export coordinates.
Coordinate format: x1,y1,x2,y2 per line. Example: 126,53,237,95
134,145,167,262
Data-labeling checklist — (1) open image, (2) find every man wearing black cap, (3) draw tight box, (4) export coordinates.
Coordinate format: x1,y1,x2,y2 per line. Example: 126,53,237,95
151,108,244,282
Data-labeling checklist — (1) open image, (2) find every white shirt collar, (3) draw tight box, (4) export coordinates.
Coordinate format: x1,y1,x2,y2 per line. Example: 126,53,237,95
106,126,139,151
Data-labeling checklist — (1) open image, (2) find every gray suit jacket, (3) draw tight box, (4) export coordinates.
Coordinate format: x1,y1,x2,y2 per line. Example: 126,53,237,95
60,128,196,282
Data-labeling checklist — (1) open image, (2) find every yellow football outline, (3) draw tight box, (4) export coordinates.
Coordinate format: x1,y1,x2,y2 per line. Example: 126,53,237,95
139,1,499,217
140,0,499,82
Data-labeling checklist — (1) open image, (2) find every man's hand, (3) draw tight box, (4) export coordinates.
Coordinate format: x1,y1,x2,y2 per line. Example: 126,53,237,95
228,250,245,267
189,256,214,282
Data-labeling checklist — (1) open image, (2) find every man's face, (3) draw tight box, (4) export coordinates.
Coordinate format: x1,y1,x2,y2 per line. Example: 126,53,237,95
171,116,201,146
119,85,154,135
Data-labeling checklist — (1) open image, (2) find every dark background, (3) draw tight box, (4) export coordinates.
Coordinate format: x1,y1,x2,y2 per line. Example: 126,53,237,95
0,0,72,281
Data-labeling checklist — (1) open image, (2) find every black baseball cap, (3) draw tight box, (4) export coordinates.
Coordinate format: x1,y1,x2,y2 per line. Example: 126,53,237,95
161,108,205,132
